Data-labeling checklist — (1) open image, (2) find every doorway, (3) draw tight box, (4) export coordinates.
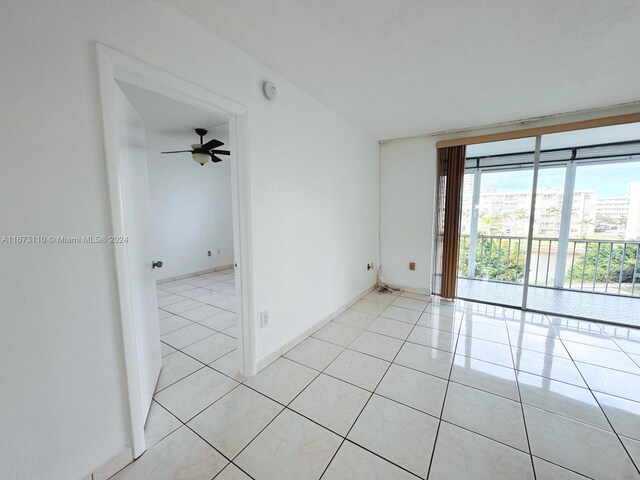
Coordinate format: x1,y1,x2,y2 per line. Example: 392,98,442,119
98,45,255,458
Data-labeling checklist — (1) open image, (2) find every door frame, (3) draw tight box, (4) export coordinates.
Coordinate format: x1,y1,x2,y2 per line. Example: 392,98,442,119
97,44,256,457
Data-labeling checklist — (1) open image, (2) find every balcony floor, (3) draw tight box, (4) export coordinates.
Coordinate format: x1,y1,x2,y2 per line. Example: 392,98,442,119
457,277,640,327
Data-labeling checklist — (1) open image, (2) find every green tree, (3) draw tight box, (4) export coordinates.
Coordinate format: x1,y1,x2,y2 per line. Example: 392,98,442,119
566,243,639,285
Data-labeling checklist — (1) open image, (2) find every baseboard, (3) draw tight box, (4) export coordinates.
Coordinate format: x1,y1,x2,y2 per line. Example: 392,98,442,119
91,447,133,480
156,264,234,284
256,284,376,371
387,283,430,296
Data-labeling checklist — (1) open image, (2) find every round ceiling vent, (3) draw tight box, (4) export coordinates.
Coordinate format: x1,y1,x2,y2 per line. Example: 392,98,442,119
262,81,277,101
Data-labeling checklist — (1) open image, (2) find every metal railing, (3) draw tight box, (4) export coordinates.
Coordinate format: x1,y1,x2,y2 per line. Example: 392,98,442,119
459,234,640,296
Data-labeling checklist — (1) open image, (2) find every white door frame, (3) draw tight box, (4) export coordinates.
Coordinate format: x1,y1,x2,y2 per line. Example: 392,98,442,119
97,44,256,457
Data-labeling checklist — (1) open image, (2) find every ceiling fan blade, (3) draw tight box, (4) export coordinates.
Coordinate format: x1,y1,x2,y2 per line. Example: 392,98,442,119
161,150,193,154
201,138,224,150
210,154,224,163
210,149,230,156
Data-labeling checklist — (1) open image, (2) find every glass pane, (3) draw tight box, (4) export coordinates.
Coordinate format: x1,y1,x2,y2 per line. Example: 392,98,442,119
458,137,536,308
526,123,640,326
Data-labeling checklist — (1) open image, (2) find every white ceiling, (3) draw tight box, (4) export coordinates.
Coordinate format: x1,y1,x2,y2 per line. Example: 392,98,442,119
118,81,228,134
166,0,640,140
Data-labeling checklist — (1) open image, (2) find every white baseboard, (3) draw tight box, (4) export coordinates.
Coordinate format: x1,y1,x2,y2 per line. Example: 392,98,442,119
256,284,376,371
92,447,133,480
156,264,234,284
387,283,430,296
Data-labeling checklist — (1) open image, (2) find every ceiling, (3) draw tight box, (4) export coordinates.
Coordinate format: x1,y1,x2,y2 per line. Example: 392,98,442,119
166,0,640,140
119,82,228,134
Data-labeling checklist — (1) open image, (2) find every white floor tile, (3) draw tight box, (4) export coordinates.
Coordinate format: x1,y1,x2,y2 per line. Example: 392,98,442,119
160,342,176,357
417,311,461,332
210,350,246,382
144,401,181,448
214,463,252,480
284,337,344,371
391,296,428,311
348,331,404,361
154,367,238,422
443,382,529,452
380,305,421,324
179,304,225,322
333,309,377,330
517,371,611,430
375,364,447,417
188,384,282,458
456,335,514,368
594,391,640,441
324,349,390,391
350,299,388,316
158,314,192,335
111,427,226,480
406,325,456,352
160,323,215,349
181,333,237,364
155,351,203,392
323,441,416,480
312,321,363,347
348,394,438,477
533,457,590,480
450,355,520,401
576,362,640,402
524,405,640,480
198,311,236,331
512,348,587,387
429,422,534,480
394,342,454,380
290,374,370,436
365,317,413,340
161,299,203,314
243,357,318,404
362,291,397,305
235,410,341,480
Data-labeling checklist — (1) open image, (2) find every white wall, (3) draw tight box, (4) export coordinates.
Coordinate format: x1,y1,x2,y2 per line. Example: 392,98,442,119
380,137,438,292
146,129,234,279
0,1,378,479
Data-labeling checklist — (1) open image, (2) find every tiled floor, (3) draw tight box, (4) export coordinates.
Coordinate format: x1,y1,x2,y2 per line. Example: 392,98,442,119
111,275,640,479
457,277,640,327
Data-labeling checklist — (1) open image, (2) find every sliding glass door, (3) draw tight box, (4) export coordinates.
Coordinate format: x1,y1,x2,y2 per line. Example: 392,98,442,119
457,137,536,308
454,122,640,326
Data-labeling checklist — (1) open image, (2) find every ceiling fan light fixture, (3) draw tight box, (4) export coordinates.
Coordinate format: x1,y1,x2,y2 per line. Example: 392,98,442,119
192,152,210,165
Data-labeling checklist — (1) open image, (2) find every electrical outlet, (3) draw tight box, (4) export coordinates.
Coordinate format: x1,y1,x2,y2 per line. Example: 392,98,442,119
207,250,212,257
260,310,270,328
367,262,375,271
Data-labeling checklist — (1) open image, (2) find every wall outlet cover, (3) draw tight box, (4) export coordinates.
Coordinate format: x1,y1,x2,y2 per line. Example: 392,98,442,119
260,310,270,328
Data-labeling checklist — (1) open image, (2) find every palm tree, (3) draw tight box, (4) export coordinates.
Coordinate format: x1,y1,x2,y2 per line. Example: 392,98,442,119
546,206,562,235
514,208,528,235
579,218,594,238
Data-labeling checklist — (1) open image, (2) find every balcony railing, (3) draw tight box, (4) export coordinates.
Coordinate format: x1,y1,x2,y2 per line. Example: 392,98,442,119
459,234,640,297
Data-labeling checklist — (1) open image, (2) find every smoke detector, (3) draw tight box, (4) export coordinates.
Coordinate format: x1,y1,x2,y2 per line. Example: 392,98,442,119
262,81,277,101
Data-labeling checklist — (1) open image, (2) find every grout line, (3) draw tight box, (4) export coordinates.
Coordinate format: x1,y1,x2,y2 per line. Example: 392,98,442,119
545,314,640,476
424,300,464,480
505,313,538,480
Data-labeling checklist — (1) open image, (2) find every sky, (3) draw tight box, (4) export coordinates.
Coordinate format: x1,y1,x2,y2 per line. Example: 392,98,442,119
480,162,640,197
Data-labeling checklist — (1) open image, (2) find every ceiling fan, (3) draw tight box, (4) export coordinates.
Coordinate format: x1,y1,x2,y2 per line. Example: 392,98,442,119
161,128,230,166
